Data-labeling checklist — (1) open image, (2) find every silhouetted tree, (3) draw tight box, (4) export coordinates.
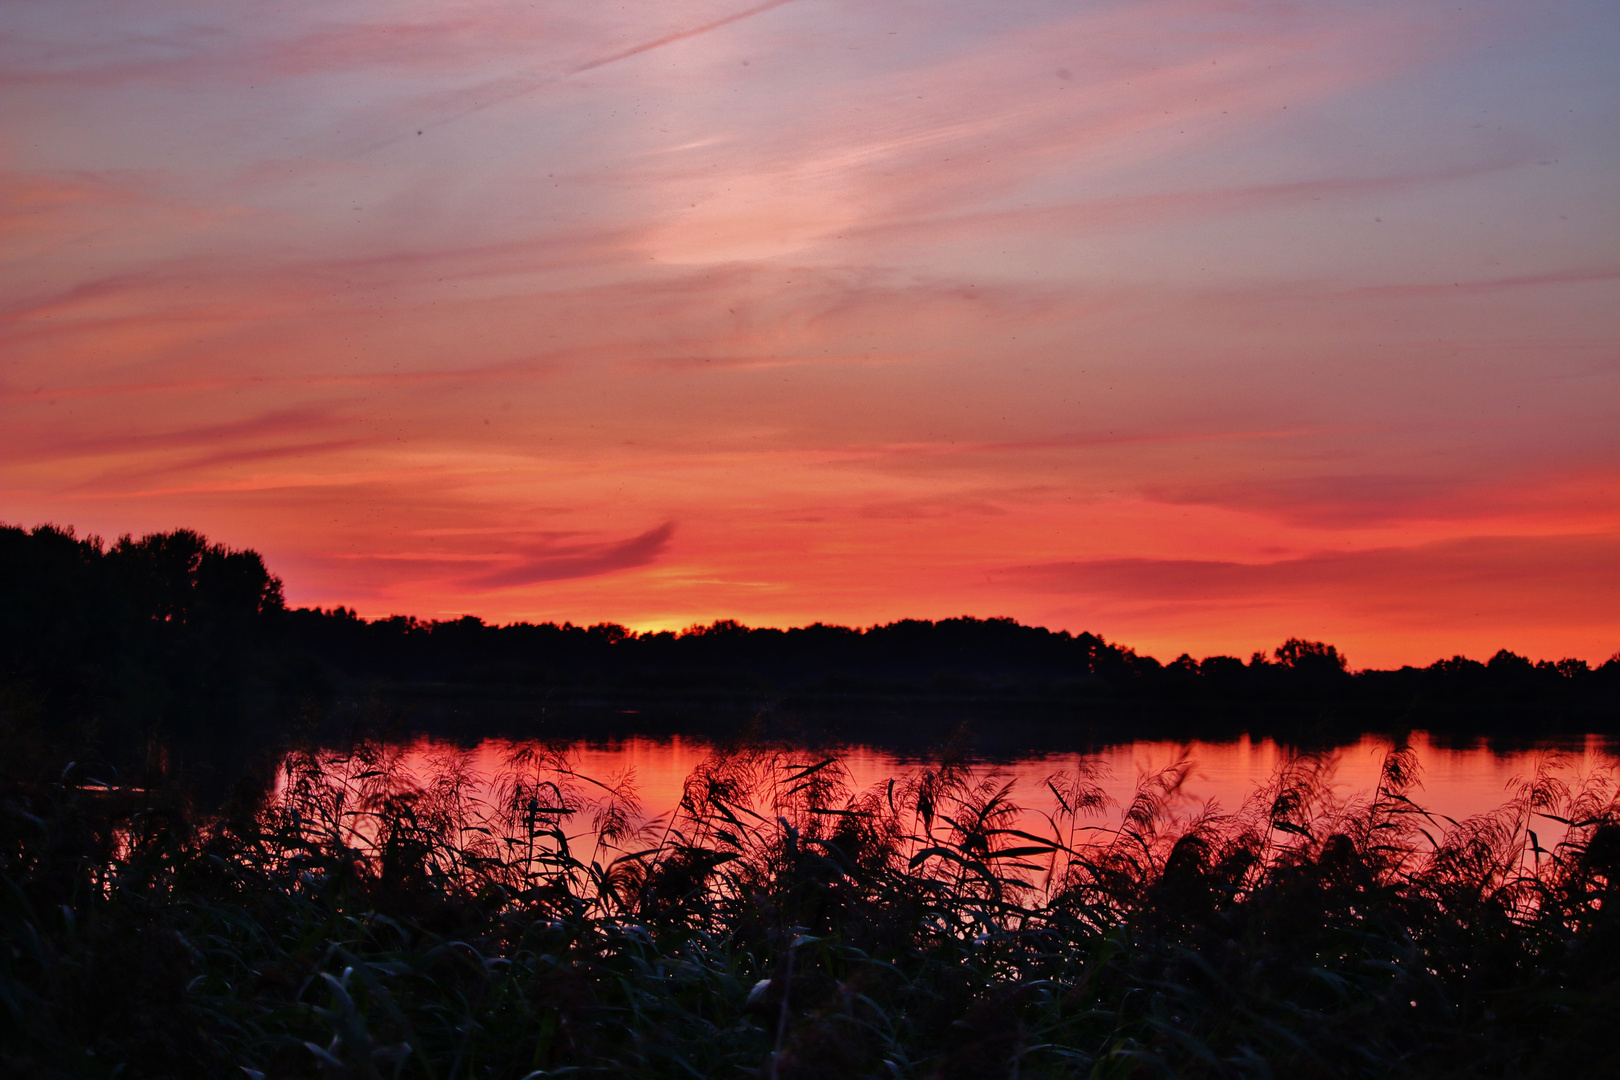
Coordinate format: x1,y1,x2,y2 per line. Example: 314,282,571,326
1,524,299,784
1273,637,1348,675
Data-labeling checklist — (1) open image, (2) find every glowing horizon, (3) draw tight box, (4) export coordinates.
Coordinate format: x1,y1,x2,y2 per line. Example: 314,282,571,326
4,0,1617,668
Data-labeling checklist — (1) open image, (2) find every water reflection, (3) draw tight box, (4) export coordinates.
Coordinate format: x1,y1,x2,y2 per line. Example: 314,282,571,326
366,730,1618,842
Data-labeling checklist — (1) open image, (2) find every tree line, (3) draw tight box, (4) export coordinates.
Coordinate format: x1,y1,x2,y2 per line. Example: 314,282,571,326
3,525,1616,750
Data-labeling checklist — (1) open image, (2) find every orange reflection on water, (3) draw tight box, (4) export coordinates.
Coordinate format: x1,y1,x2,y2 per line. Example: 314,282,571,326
386,731,1618,846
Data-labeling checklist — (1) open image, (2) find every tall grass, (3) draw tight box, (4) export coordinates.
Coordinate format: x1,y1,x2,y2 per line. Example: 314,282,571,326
2,736,1617,1078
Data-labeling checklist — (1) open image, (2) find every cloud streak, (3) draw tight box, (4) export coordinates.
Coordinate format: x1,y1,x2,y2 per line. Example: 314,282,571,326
467,523,678,589
1000,532,1620,624
4,0,1616,663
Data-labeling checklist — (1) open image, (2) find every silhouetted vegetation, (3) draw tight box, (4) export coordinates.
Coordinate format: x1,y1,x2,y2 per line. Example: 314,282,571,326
5,523,1620,1076
3,733,1618,1078
0,524,318,782
284,609,1617,723
3,524,1618,764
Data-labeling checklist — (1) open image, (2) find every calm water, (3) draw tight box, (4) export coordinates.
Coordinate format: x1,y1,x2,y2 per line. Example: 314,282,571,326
370,730,1619,842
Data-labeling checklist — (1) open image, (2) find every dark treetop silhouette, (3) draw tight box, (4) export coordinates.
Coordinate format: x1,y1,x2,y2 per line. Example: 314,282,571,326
3,525,1617,755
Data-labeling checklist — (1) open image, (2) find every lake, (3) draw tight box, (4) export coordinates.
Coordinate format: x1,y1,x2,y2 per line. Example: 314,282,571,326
337,728,1619,854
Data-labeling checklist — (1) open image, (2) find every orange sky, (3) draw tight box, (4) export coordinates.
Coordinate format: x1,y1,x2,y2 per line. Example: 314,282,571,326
4,0,1618,668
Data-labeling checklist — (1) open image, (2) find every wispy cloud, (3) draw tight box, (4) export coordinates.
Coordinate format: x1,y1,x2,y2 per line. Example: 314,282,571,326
5,0,1615,662
467,522,677,588
1000,532,1620,625
0,406,342,463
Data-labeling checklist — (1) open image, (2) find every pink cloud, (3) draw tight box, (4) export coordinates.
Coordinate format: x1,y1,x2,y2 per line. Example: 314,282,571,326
1143,467,1620,531
999,532,1620,629
0,406,341,462
4,0,1614,667
467,522,678,589
845,147,1547,251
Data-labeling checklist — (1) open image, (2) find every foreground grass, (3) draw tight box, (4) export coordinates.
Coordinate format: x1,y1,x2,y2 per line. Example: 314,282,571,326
2,737,1617,1079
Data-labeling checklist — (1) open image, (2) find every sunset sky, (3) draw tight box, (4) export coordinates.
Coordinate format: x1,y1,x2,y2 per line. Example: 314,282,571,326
4,0,1617,667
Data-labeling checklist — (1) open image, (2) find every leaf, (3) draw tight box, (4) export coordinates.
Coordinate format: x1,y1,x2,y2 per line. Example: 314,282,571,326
785,758,838,782
303,1042,344,1069
986,845,1059,860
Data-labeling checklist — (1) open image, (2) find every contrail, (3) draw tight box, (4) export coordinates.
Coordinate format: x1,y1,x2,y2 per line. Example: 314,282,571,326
572,0,800,74
330,0,801,157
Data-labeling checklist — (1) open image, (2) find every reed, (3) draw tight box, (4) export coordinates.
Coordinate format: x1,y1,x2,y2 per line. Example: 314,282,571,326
2,737,1616,1078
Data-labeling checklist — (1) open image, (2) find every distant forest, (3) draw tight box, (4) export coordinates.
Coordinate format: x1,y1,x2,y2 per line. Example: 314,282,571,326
3,524,1617,750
